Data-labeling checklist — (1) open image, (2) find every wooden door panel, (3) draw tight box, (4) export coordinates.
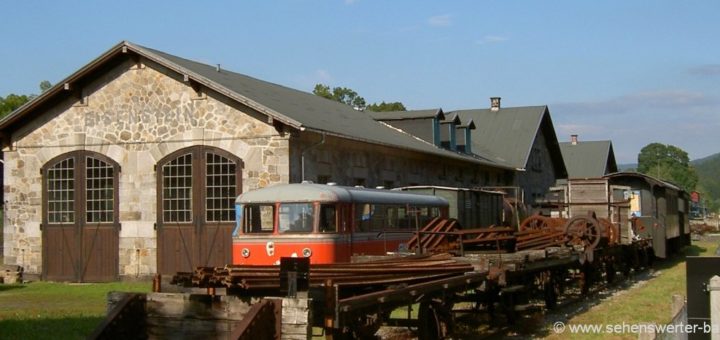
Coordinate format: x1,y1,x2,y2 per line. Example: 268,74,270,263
158,226,196,275
199,224,233,267
82,226,119,282
44,226,78,281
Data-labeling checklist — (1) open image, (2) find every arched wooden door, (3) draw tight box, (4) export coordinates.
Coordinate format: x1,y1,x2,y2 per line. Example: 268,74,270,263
42,151,120,282
156,146,242,275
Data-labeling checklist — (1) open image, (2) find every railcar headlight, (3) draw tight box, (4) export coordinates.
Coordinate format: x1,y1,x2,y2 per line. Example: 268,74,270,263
302,248,312,257
266,241,275,256
241,248,250,258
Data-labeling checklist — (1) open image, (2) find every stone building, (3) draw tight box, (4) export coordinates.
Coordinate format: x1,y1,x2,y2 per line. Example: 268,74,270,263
0,41,514,281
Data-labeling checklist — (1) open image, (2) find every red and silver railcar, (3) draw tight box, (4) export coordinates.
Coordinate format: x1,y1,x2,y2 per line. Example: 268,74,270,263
233,183,449,265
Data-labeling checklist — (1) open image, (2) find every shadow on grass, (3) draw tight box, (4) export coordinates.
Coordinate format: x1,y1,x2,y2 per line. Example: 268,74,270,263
652,244,708,272
0,316,104,340
0,284,26,293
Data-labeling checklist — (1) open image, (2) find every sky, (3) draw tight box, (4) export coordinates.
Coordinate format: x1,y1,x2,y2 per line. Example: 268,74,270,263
1,1,718,163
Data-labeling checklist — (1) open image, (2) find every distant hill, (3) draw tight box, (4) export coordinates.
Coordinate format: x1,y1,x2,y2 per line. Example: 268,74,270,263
618,163,637,171
692,152,720,212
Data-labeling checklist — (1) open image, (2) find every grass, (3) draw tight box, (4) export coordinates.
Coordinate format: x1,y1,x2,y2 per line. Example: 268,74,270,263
0,281,151,340
543,240,716,340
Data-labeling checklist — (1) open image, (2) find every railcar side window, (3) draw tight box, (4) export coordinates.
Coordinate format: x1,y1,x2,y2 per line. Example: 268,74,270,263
356,204,373,232
243,204,274,233
279,203,314,233
319,205,337,233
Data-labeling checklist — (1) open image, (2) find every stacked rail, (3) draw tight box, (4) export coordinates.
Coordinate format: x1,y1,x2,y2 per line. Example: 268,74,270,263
172,254,475,291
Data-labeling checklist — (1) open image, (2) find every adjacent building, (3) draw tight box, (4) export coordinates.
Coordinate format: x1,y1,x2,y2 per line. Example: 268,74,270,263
559,134,618,179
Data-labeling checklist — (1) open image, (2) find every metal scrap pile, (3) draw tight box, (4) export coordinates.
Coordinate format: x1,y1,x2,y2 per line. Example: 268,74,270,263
172,253,474,291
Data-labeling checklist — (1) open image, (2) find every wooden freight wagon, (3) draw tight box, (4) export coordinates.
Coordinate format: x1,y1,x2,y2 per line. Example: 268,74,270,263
397,186,506,228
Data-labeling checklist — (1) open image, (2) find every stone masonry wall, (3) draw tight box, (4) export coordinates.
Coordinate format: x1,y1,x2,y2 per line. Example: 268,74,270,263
2,58,288,278
290,132,509,189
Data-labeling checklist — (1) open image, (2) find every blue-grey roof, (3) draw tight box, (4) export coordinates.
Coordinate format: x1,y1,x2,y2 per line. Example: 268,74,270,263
560,140,617,178
449,106,565,174
236,183,449,206
368,109,444,121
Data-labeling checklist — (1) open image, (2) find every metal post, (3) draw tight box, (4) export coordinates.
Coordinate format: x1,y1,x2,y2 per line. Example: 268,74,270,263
710,276,720,340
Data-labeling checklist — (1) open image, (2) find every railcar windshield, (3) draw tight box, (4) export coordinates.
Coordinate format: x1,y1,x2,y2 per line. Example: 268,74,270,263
243,204,274,234
279,203,314,233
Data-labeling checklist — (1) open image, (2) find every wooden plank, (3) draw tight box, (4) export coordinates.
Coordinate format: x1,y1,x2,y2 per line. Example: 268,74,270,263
282,298,311,325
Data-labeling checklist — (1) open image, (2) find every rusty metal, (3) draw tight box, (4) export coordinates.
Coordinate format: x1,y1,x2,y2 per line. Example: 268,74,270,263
174,253,476,292
88,293,147,339
520,214,550,231
563,213,602,250
230,299,281,340
152,273,161,292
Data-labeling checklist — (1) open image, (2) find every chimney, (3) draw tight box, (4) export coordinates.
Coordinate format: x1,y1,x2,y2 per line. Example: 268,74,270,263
490,97,501,111
571,134,578,145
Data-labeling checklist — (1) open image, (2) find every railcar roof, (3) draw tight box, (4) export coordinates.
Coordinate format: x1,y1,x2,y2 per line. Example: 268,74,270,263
236,183,449,206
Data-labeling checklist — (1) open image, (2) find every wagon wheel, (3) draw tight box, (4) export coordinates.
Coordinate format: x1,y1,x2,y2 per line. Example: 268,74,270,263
418,300,452,340
564,215,602,250
597,218,619,245
520,214,549,232
342,310,387,339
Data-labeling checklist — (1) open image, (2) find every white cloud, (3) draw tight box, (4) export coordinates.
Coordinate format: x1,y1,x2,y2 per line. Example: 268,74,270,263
476,35,508,45
313,69,333,83
428,14,452,27
551,90,720,163
290,69,335,90
689,64,720,77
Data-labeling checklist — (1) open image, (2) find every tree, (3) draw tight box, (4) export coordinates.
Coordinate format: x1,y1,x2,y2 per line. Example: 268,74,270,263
312,83,406,112
39,80,52,93
637,143,698,192
313,84,366,110
0,81,53,118
366,101,407,112
0,94,30,118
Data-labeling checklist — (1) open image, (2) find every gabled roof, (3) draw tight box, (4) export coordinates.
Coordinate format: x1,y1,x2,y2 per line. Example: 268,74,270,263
368,109,444,121
560,140,618,178
0,41,509,169
449,106,566,176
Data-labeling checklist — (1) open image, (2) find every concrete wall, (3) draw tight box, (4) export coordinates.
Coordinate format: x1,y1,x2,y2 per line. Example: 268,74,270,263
2,58,287,278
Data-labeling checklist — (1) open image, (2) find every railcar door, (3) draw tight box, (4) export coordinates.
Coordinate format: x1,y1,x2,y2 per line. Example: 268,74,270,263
157,147,242,275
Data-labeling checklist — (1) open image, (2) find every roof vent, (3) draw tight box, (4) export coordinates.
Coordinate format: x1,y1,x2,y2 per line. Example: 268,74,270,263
490,97,501,111
216,64,221,72
571,134,578,145
301,180,314,184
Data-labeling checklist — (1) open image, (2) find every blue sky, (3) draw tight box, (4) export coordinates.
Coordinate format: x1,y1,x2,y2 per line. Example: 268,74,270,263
2,1,718,163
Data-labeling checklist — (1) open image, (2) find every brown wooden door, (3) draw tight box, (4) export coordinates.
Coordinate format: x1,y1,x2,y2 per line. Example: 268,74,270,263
42,153,120,282
157,147,242,275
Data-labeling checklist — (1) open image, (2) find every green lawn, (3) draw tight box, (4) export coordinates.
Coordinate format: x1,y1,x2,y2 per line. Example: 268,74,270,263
545,240,715,340
0,281,151,340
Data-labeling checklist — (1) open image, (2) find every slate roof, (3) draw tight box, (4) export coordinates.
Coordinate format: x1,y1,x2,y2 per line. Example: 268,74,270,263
368,109,444,121
0,41,507,169
560,140,618,178
448,106,566,175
